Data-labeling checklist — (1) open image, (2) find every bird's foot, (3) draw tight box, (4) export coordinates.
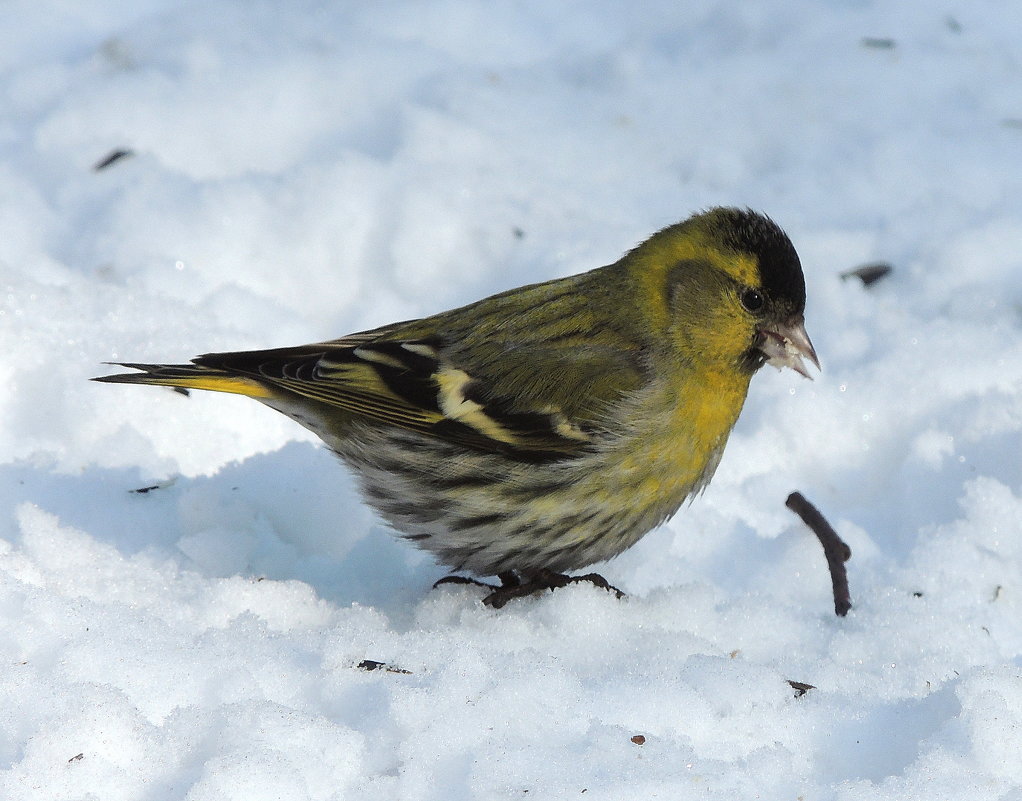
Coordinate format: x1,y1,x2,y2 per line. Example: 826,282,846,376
432,574,497,591
433,570,519,593
481,569,625,609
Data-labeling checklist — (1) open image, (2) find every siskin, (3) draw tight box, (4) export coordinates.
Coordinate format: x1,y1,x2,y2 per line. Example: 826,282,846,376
96,207,818,607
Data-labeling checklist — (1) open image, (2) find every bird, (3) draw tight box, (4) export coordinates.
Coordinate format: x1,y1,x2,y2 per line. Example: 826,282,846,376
95,207,818,607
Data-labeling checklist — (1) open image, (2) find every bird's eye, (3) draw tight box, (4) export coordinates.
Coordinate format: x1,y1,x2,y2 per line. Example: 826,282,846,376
740,288,764,312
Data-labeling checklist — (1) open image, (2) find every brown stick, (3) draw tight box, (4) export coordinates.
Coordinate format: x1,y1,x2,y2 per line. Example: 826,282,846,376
785,492,852,616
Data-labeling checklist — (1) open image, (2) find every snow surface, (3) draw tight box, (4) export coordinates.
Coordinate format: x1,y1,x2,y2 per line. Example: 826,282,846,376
2,1,1022,799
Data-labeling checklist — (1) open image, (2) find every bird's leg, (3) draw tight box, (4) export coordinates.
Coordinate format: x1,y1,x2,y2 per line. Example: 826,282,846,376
482,569,625,609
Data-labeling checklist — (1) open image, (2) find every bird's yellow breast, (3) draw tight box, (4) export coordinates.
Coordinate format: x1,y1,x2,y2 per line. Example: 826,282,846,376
608,363,749,508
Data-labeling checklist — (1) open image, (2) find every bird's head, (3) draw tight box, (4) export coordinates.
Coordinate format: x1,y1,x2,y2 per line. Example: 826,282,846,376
630,207,819,379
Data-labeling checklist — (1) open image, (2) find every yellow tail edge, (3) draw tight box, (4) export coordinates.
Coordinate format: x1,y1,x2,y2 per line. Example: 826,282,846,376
93,363,273,399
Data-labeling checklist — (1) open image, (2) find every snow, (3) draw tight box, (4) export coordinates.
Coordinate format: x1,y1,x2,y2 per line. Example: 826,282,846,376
2,1,1022,798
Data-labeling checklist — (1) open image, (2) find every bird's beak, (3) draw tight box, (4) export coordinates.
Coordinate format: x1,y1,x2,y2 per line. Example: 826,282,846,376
756,316,820,379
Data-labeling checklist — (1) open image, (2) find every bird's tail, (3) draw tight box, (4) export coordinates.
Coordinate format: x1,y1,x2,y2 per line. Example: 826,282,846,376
93,363,272,398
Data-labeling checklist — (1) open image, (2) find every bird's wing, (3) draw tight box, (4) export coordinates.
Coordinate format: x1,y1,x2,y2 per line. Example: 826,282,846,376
193,323,647,461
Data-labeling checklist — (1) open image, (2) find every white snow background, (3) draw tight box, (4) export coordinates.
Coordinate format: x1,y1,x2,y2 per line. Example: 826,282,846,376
2,1,1022,799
